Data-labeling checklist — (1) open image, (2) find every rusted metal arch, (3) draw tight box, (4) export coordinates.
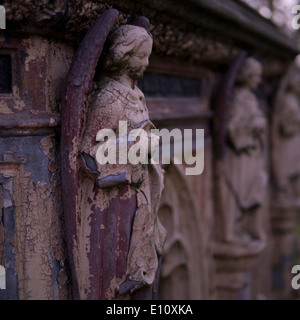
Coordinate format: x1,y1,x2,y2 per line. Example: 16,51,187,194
60,8,119,299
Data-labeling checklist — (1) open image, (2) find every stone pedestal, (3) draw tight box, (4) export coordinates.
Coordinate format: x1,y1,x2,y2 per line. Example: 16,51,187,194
270,200,300,299
214,241,265,300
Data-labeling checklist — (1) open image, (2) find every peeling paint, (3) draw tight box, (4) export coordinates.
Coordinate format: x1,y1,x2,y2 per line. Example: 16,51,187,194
23,39,48,72
0,265,5,289
12,86,25,111
0,175,18,299
0,133,71,299
0,100,13,114
59,18,167,300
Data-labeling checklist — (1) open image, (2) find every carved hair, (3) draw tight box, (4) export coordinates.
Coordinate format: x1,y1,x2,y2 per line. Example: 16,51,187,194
101,24,152,72
236,57,262,84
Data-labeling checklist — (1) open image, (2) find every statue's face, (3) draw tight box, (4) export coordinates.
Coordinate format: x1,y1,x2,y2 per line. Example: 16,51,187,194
127,37,153,80
247,70,262,90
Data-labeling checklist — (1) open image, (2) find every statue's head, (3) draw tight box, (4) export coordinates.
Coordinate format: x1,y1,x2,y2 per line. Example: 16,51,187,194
237,57,263,90
102,24,153,80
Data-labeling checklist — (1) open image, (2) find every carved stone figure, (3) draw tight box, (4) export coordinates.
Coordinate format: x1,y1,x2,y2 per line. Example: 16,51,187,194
213,56,268,299
220,57,267,245
61,10,166,300
270,66,300,299
81,23,167,298
272,68,300,202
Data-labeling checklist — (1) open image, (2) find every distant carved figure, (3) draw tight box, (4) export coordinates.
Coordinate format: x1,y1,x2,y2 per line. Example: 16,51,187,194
272,69,300,202
221,57,267,244
79,24,167,299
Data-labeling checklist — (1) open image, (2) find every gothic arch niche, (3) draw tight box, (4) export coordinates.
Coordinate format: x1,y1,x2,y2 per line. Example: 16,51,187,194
158,163,204,300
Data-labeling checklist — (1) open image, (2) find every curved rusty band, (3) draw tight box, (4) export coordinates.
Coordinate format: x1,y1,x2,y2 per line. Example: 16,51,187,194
212,50,248,242
213,50,247,160
128,15,150,31
60,8,119,299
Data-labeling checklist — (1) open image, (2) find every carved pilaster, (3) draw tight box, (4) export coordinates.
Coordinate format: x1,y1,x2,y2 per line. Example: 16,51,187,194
0,35,73,299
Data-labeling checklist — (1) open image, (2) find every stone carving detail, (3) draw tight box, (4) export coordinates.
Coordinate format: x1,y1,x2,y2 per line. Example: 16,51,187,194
61,10,166,300
270,65,300,299
157,164,203,300
0,143,71,299
213,56,268,299
218,57,267,246
2,1,239,64
272,67,300,203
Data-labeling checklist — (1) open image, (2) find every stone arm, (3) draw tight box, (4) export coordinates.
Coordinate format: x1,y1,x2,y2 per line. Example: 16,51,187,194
228,114,266,152
80,105,159,189
228,117,255,150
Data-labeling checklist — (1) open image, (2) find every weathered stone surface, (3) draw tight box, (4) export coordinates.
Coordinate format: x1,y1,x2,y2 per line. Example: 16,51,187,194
0,34,74,300
213,57,268,299
269,65,300,299
61,13,167,299
0,0,299,301
2,1,298,70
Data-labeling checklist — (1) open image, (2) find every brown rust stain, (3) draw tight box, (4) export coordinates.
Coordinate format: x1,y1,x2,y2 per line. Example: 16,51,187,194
23,39,48,73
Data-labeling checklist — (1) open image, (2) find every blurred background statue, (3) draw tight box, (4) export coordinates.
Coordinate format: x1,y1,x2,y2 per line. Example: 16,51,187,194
220,57,267,245
272,68,300,203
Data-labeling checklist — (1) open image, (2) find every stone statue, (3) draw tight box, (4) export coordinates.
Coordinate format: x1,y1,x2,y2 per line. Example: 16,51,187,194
61,10,166,300
80,23,166,298
220,57,267,245
272,68,300,202
269,66,300,300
